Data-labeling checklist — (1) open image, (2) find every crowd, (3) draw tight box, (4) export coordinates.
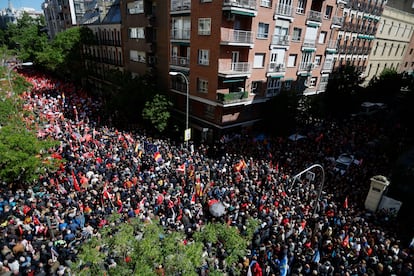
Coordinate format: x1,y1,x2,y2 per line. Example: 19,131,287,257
0,69,413,276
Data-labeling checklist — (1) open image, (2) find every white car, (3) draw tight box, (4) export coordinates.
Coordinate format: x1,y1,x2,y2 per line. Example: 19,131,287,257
335,154,355,175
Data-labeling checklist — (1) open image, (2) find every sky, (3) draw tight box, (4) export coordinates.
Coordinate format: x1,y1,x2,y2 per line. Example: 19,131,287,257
0,0,44,11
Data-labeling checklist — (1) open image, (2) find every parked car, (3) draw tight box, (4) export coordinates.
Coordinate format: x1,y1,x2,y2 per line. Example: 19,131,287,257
335,154,355,175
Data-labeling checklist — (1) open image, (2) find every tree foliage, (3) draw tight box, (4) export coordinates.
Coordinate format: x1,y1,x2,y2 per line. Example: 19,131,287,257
72,215,259,275
142,94,173,133
0,70,59,188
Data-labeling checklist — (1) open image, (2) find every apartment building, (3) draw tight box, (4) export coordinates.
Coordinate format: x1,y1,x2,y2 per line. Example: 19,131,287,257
363,5,414,83
81,0,124,93
42,0,98,38
400,28,414,75
335,0,387,76
166,0,352,138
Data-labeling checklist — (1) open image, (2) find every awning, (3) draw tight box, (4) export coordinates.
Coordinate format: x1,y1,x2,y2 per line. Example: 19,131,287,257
223,78,244,83
270,75,283,79
306,22,319,28
302,48,316,52
231,10,255,16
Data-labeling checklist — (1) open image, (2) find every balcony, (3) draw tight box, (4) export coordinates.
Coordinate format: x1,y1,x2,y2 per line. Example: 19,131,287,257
170,0,191,13
267,62,286,77
217,90,249,104
171,28,191,41
336,0,348,5
299,62,314,72
271,34,290,46
274,3,293,18
307,10,322,22
318,82,328,92
222,0,257,16
221,29,254,47
218,61,251,77
171,81,187,93
302,38,316,48
326,40,338,53
321,61,334,72
331,16,343,27
170,56,190,68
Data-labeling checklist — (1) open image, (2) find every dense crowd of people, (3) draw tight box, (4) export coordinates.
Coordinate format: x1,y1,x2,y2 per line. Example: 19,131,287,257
0,69,413,275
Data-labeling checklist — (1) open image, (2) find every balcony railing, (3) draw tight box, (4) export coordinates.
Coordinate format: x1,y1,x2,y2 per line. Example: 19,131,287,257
326,40,338,50
221,29,254,44
171,0,191,11
260,0,272,7
331,16,343,27
299,62,313,71
171,28,191,40
223,0,257,10
171,81,187,93
307,10,322,22
271,34,290,46
268,62,286,73
302,38,316,48
274,3,293,17
217,91,249,103
318,82,328,92
171,56,190,67
219,61,251,74
322,62,334,71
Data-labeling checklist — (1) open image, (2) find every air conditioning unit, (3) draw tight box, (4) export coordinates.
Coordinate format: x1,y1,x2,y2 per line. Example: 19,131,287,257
180,58,187,65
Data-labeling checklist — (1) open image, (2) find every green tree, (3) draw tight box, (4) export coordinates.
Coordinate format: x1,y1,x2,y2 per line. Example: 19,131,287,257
142,94,173,133
6,13,48,62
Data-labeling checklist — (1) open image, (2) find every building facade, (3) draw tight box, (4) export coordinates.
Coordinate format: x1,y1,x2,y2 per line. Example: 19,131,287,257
165,0,364,137
364,5,414,83
336,0,386,75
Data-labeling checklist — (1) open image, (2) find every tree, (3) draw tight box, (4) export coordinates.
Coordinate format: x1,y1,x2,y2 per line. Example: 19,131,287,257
72,215,259,275
0,71,59,188
142,94,173,133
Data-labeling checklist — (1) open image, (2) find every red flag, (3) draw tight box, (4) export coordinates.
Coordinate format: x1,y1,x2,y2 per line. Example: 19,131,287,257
72,170,81,191
343,196,348,209
342,235,349,247
190,193,196,204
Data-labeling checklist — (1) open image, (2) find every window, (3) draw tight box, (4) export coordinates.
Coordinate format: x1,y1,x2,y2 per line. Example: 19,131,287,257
324,5,333,19
388,22,393,35
374,42,378,55
287,54,297,67
283,80,292,90
257,23,269,39
127,0,143,14
314,55,322,67
308,77,317,87
292,28,302,41
129,27,145,39
198,49,209,65
198,18,211,35
253,53,266,68
380,20,386,33
296,0,306,14
267,78,281,94
410,48,413,55
260,0,272,7
130,50,146,63
318,31,327,44
251,81,262,94
200,0,212,2
382,43,386,56
395,45,400,56
389,44,393,56
197,78,208,93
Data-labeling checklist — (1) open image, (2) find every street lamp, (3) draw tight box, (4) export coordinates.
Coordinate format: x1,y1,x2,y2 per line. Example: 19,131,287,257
169,71,190,149
291,163,325,217
7,61,33,96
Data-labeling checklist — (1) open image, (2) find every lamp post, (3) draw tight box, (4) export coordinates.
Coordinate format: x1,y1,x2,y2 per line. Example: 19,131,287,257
7,61,33,96
291,163,325,217
169,71,190,149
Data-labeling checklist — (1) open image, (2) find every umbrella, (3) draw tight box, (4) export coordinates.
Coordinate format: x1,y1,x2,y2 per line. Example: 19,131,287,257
209,201,226,217
288,134,306,141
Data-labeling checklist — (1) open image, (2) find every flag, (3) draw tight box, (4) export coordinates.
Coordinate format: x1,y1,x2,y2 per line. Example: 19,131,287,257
72,170,80,191
343,196,348,209
154,152,163,163
342,235,349,247
234,159,246,172
279,254,289,276
176,163,186,173
190,193,196,204
312,248,320,263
